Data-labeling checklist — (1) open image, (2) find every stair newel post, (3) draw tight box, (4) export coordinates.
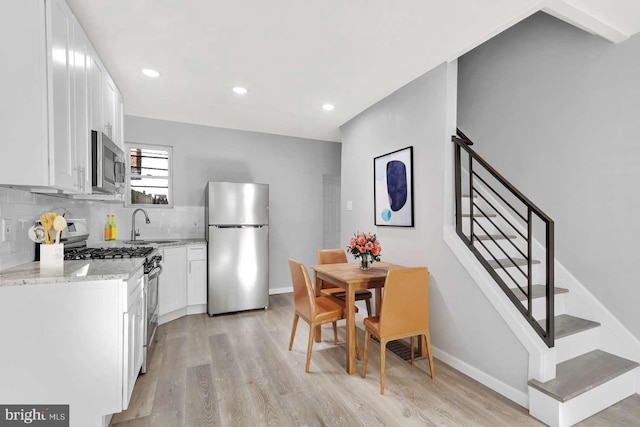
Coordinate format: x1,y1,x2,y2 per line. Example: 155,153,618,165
527,207,533,317
546,220,555,347
454,142,462,236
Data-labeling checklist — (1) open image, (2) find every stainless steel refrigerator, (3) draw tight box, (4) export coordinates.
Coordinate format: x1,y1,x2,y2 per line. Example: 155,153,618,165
206,182,269,315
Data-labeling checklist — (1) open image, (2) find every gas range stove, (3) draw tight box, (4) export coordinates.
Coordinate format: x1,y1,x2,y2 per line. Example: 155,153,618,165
64,246,156,261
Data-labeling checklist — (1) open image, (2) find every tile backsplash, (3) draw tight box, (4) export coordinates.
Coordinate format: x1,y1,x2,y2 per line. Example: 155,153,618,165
0,187,205,271
85,203,205,244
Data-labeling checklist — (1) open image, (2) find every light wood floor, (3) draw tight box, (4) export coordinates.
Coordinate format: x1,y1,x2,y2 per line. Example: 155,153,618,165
111,294,640,426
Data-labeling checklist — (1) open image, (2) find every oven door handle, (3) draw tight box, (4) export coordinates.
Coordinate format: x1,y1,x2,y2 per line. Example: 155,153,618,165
148,265,162,281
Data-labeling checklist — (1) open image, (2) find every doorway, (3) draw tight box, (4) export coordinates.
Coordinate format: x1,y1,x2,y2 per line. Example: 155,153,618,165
322,175,341,249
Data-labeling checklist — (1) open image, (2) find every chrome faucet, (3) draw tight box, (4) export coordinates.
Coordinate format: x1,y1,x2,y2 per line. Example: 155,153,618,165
131,208,150,241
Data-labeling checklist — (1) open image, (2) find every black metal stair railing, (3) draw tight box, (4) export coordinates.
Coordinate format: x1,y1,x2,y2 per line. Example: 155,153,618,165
453,129,555,348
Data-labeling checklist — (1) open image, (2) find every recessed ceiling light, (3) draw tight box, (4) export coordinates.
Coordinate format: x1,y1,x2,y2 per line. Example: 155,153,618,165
233,86,248,95
322,103,335,111
141,68,160,78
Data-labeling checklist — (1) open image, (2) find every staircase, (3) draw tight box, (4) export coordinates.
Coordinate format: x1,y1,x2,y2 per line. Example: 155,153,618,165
450,131,639,427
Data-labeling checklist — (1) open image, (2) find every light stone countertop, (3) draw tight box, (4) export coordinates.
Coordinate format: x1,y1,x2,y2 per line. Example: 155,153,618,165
0,238,207,287
157,238,206,247
0,258,146,287
93,238,206,249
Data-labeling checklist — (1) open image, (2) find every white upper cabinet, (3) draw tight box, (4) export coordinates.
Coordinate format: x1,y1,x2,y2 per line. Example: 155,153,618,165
116,90,125,149
103,74,116,142
88,49,104,142
91,54,124,151
72,14,91,192
0,0,123,193
1,0,49,185
49,0,76,190
103,73,124,150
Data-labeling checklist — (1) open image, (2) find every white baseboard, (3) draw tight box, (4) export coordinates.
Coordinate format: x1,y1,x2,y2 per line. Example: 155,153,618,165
159,308,187,325
187,304,206,315
432,345,529,408
269,286,292,295
357,305,529,408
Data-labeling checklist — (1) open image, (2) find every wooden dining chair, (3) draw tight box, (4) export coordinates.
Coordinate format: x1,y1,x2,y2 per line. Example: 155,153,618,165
317,249,373,316
288,258,359,373
361,266,435,394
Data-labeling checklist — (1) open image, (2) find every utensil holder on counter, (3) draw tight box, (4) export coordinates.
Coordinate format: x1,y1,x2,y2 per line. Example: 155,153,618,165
40,243,64,268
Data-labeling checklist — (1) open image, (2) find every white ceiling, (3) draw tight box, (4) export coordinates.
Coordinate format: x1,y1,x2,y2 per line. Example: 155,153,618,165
66,0,640,142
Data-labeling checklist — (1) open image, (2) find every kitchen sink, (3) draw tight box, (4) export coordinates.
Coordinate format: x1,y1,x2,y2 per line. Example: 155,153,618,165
124,240,179,245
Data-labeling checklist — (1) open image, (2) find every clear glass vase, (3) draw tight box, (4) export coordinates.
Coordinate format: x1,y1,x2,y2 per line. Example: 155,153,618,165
360,254,370,270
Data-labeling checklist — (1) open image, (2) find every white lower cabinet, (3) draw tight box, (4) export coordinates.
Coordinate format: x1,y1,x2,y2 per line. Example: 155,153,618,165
159,244,207,324
187,244,207,312
159,246,187,319
0,266,144,427
123,268,144,409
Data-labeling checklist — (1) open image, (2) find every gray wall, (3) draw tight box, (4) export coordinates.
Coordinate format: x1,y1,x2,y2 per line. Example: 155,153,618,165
341,63,529,394
458,13,640,340
125,116,342,290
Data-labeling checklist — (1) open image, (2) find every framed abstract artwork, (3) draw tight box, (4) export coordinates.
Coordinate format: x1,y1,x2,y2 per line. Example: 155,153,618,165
373,146,414,227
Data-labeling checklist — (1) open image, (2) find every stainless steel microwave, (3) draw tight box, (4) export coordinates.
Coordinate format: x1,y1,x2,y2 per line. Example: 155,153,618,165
91,130,125,194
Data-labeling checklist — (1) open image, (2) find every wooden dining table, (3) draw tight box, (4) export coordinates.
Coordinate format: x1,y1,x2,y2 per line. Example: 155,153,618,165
311,261,406,374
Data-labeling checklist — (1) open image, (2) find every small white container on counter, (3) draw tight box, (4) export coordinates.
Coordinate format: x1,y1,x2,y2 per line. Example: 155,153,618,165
40,243,64,268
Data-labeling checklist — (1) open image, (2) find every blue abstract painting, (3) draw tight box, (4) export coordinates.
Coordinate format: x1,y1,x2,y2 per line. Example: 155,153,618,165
374,146,414,226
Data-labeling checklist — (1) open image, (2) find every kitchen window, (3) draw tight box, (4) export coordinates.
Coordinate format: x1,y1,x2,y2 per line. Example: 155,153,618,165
125,143,173,207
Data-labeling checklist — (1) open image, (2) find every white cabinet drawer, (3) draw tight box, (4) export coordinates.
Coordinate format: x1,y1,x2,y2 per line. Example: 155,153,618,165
187,244,206,261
